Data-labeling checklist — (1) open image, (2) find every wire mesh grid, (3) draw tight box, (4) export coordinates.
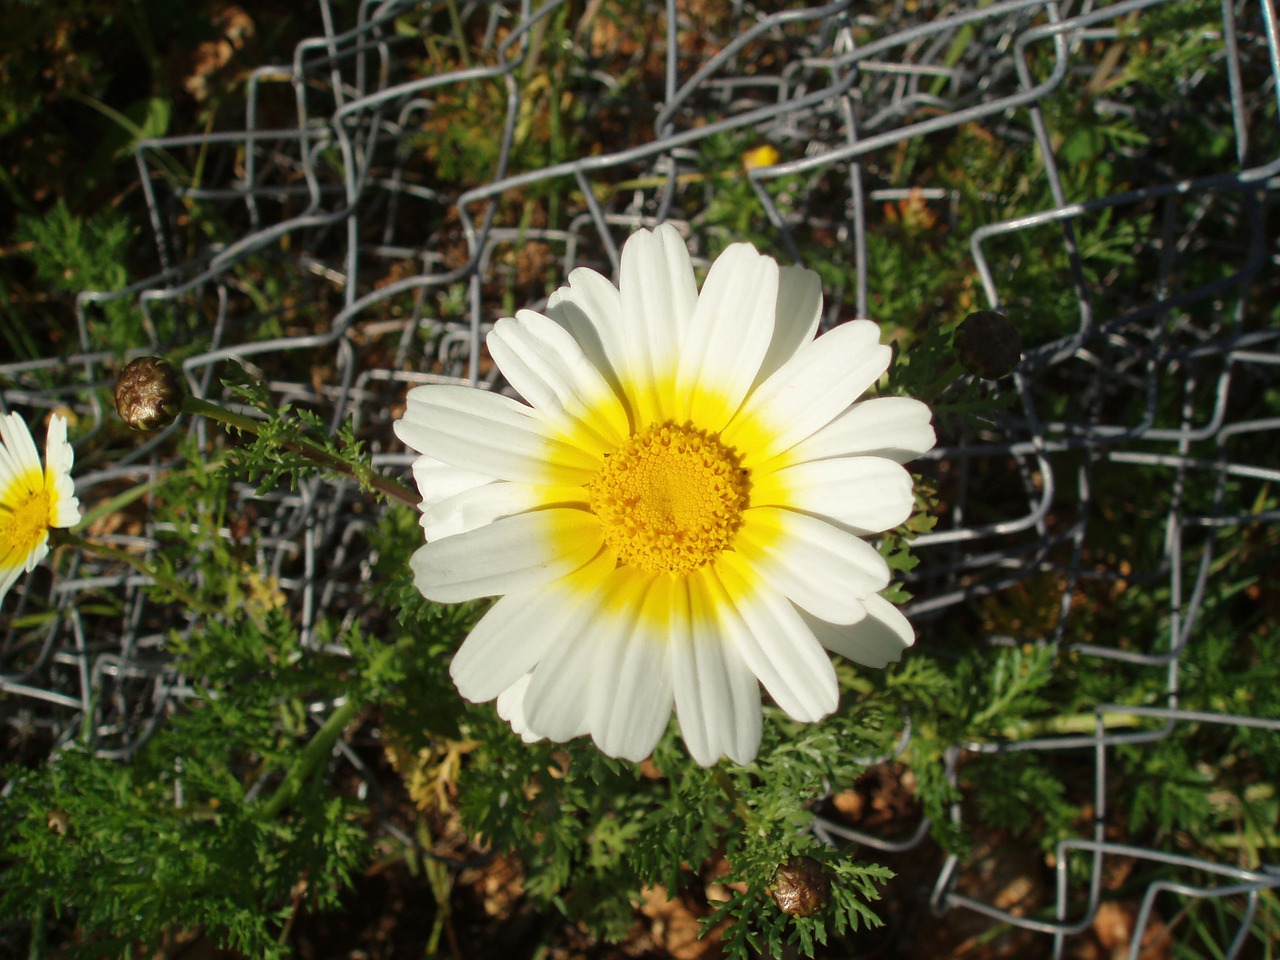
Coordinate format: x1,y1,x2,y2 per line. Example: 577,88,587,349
2,0,1278,955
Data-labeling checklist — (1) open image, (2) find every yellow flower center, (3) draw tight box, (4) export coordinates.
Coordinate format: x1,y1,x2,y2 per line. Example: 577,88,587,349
1,469,52,566
587,421,750,575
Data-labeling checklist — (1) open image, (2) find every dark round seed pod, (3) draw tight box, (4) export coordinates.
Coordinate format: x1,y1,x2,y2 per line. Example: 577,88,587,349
770,855,832,918
954,310,1023,380
115,356,184,430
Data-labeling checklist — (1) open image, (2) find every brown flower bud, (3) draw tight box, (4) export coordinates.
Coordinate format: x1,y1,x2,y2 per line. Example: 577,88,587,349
46,808,71,836
115,356,184,430
770,855,831,918
954,310,1022,380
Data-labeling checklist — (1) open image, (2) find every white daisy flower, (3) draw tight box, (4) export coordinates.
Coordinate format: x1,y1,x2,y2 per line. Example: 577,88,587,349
394,225,935,766
0,412,81,606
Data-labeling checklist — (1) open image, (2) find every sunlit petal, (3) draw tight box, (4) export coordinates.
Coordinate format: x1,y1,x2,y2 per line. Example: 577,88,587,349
395,384,599,485
735,506,887,624
488,311,630,453
802,593,915,668
752,455,915,535
784,396,936,464
723,319,891,467
409,508,603,603
676,242,779,430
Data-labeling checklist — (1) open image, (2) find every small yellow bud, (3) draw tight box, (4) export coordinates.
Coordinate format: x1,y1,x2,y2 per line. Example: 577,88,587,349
115,357,184,430
742,144,781,170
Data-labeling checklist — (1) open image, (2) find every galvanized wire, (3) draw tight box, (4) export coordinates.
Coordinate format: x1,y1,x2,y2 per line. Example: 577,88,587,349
2,0,1278,955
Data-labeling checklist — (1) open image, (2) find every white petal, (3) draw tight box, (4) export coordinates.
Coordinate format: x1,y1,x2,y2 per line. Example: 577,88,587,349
803,593,915,668
722,319,891,466
735,506,887,623
522,619,598,743
450,549,614,702
0,563,24,605
545,266,629,407
752,456,915,535
408,508,603,603
676,242,779,430
0,412,41,492
617,224,698,423
585,571,674,761
784,397,936,464
672,573,763,766
411,455,492,509
395,384,598,486
754,264,823,387
487,311,630,452
495,673,544,743
421,480,580,544
43,415,79,529
709,553,839,723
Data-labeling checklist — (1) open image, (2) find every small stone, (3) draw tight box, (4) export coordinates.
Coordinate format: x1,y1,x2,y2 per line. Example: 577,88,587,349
954,310,1023,379
115,357,184,430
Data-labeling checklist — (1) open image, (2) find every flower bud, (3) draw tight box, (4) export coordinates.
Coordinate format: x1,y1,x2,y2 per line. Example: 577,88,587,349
115,357,184,430
770,856,831,918
954,310,1022,380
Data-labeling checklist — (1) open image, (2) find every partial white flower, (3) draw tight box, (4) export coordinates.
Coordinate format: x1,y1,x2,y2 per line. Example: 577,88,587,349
0,412,81,606
394,225,935,766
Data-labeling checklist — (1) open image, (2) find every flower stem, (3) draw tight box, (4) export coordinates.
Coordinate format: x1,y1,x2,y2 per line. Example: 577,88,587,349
180,395,419,508
257,640,397,818
259,695,362,820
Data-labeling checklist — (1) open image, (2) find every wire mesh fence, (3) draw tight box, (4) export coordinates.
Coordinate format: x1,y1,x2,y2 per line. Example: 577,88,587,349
2,0,1278,955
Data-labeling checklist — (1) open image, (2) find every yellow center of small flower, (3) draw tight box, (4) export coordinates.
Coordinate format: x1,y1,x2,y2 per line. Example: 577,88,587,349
1,469,52,565
587,421,750,575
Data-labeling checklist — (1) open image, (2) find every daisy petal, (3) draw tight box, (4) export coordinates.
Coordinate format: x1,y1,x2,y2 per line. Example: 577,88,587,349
802,593,916,668
752,455,915,535
523,621,598,743
754,264,823,387
411,455,492,509
495,673,544,743
710,554,839,723
672,573,763,766
450,549,614,702
677,242,779,429
546,266,628,406
618,224,698,423
784,396,936,464
488,311,630,453
586,570,674,761
43,416,79,528
421,480,582,545
0,565,23,602
723,319,891,466
409,508,603,603
395,384,599,485
736,506,887,623
0,413,41,497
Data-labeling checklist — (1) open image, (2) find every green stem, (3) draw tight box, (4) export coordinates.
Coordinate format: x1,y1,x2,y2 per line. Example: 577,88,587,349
258,641,399,819
259,696,361,819
59,533,221,618
181,395,419,508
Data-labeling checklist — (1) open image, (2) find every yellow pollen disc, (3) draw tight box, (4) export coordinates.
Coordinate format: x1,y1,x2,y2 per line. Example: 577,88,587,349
0,469,52,565
587,420,750,575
